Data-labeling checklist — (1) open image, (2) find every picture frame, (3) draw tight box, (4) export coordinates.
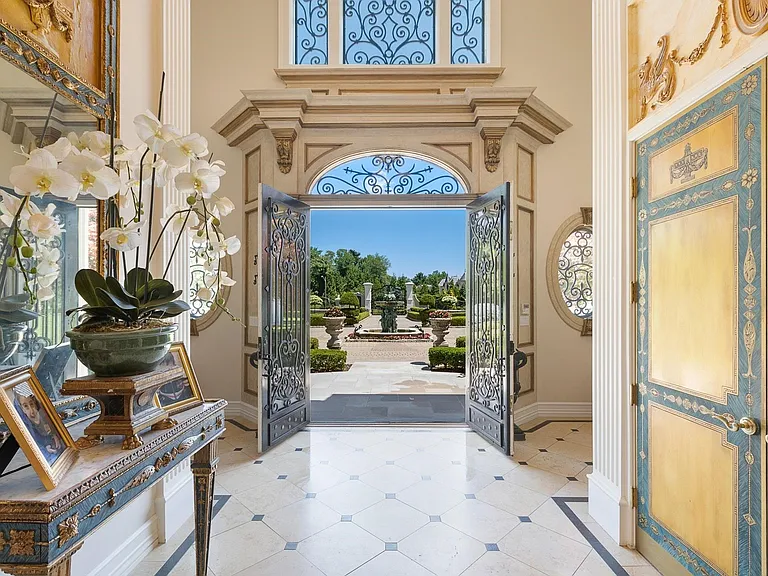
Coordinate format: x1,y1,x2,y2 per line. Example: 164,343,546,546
154,343,204,416
0,366,77,490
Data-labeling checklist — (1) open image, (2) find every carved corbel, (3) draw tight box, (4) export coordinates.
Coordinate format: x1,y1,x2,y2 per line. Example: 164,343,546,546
481,128,506,173
273,129,297,174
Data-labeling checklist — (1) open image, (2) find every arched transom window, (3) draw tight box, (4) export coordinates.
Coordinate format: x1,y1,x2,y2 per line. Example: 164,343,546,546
310,153,467,195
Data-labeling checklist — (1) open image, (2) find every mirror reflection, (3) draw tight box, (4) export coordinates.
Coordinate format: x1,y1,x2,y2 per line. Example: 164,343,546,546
0,57,100,402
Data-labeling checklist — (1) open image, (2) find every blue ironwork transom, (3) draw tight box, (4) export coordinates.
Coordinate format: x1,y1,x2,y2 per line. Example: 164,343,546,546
295,0,329,65
311,154,465,195
343,0,435,65
451,0,485,64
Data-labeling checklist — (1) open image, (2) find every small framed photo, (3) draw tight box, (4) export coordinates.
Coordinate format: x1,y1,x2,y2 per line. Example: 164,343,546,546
154,343,204,415
0,366,77,490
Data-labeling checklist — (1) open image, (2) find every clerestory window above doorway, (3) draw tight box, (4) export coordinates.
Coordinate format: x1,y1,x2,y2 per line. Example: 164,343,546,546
291,0,495,67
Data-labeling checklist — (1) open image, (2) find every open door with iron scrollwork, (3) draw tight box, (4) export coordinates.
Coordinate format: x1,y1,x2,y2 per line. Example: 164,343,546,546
466,183,512,454
252,185,311,451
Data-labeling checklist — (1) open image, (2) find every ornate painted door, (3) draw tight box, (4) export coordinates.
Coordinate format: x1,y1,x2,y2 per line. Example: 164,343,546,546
466,183,512,454
635,63,764,575
254,185,311,451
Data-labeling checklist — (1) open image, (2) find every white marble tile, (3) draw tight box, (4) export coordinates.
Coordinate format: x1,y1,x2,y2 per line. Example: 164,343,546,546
318,480,385,515
573,550,614,576
216,462,281,495
396,431,445,449
464,452,519,476
527,452,587,478
364,440,417,460
359,465,421,493
207,520,286,576
584,522,650,567
505,465,569,496
329,450,387,475
354,499,429,541
511,442,543,463
529,499,588,544
298,521,384,576
395,451,452,476
216,449,259,474
563,429,592,448
128,561,165,576
499,523,591,576
233,550,325,576
441,499,520,543
553,480,589,498
292,463,350,493
430,464,496,493
265,451,314,478
399,522,485,576
306,439,356,462
626,566,662,575
397,479,465,515
234,479,306,515
211,496,258,537
476,480,549,516
545,441,592,464
264,498,340,542
335,430,390,449
461,552,548,576
348,551,434,576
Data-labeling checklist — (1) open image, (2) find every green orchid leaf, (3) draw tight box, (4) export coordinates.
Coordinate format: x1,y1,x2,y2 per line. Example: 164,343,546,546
75,269,109,307
143,290,183,309
137,279,175,302
148,300,190,318
125,268,152,297
106,277,140,308
96,287,138,312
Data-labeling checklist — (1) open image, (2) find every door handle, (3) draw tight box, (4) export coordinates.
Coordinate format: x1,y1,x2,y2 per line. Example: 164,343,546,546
710,412,759,436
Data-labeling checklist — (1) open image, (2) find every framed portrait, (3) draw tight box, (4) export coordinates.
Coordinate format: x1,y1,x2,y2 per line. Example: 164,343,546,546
0,366,77,490
154,343,204,416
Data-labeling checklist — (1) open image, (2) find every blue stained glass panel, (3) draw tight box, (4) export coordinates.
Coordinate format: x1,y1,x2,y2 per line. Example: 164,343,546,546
295,0,328,65
343,0,435,65
311,153,465,195
451,0,485,64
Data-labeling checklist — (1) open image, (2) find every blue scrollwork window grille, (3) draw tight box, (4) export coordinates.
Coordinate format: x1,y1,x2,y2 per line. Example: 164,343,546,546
558,227,593,319
295,0,329,65
343,0,436,65
451,0,484,64
311,153,465,195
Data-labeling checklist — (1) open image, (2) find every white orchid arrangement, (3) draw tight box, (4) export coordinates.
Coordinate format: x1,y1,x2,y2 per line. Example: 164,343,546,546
63,110,240,330
0,105,239,330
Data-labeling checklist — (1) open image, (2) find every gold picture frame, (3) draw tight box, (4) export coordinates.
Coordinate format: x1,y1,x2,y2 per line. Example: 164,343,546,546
153,343,204,416
0,366,77,490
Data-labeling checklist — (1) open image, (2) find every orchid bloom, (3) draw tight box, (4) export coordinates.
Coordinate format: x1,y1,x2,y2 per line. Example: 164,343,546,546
100,221,142,252
175,160,221,199
60,150,121,200
134,111,181,154
162,133,208,168
9,149,79,200
161,203,200,235
196,286,214,302
43,137,73,162
205,270,236,288
210,236,241,258
211,195,235,217
26,203,63,239
0,192,26,228
35,245,61,277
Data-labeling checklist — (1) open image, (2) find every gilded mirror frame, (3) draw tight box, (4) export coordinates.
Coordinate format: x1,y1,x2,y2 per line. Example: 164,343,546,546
0,0,120,275
546,207,593,336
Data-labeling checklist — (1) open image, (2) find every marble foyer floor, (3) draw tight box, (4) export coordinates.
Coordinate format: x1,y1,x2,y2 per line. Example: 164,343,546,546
130,421,659,576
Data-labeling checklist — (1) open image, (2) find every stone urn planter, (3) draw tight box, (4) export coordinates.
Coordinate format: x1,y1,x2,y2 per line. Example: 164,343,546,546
429,312,452,347
67,324,178,377
323,308,346,349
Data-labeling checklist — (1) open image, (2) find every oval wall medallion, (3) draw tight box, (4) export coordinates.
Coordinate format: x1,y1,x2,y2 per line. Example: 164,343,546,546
733,0,768,35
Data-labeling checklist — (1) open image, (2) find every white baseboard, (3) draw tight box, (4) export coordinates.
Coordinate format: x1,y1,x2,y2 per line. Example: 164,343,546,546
514,402,592,426
225,400,259,423
588,470,635,546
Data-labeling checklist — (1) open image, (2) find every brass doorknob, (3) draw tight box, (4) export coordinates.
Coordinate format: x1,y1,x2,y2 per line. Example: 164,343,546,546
710,412,759,436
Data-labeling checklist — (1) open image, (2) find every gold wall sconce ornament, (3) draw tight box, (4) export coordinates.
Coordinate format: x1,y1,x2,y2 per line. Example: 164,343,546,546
733,0,768,35
638,0,731,121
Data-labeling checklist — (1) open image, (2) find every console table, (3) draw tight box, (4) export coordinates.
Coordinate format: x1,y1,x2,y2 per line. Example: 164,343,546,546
0,399,227,576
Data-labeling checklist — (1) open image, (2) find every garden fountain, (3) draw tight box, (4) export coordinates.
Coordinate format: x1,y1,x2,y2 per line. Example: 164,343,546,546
348,291,430,341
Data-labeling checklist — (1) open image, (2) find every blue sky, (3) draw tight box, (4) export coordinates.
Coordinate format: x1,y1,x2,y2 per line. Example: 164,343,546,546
311,209,466,277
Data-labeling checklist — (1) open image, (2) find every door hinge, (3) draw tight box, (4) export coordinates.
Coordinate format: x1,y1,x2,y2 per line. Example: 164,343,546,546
631,177,638,199
631,281,640,303
631,487,639,508
631,383,639,406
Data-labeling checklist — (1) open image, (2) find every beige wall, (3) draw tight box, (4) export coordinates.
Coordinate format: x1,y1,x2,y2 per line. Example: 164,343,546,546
190,0,593,407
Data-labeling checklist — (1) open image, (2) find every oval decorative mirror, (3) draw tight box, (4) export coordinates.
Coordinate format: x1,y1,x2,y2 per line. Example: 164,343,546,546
546,207,593,336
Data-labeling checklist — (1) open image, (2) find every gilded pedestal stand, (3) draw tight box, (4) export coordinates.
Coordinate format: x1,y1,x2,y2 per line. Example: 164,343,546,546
192,441,219,575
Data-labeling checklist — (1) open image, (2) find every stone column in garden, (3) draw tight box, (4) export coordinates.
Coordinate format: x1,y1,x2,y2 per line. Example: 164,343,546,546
405,282,415,309
363,282,373,312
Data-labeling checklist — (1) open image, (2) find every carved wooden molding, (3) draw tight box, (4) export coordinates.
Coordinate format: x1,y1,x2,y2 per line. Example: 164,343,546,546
481,128,505,173
733,0,768,35
274,130,297,174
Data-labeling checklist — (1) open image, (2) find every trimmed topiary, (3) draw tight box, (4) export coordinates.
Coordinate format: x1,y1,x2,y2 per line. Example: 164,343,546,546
310,337,319,349
428,347,466,372
455,336,466,348
310,349,347,372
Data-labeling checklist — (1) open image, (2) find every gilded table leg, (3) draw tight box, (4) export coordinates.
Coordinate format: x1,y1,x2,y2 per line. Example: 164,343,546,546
191,439,218,576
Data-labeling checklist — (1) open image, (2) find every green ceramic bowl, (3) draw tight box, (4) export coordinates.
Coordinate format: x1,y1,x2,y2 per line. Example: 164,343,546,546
67,324,178,377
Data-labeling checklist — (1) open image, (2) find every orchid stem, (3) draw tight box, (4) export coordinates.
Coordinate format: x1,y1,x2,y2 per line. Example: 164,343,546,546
143,71,166,302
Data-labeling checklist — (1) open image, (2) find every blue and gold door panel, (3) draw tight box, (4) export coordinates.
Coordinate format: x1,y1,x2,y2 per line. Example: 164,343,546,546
635,62,765,576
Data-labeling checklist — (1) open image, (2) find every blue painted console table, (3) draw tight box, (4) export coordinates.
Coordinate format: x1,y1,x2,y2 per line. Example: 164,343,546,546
0,399,227,576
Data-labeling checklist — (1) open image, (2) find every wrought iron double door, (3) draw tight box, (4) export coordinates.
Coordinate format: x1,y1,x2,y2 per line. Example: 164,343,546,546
255,185,311,451
255,183,512,455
